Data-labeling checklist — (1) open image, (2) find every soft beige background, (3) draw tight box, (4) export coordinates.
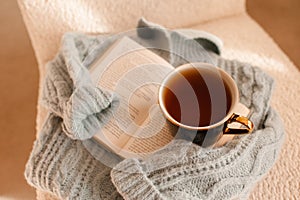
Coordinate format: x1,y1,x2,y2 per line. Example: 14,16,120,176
0,0,299,199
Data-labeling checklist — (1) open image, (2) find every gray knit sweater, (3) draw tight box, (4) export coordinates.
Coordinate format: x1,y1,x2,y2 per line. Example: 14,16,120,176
25,19,284,200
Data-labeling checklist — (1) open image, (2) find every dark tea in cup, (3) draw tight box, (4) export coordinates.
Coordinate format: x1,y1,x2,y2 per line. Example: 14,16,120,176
162,66,232,127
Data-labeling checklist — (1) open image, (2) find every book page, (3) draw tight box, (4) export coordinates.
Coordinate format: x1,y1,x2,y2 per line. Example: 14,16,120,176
117,83,178,158
119,118,177,158
90,37,174,155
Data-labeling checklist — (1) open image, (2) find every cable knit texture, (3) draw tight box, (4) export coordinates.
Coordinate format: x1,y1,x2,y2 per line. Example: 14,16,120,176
25,19,284,200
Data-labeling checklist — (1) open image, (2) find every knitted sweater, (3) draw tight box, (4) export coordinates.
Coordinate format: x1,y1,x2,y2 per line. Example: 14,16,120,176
25,19,284,200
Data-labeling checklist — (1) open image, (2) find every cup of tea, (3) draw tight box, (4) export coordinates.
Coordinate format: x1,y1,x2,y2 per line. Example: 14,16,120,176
158,62,254,147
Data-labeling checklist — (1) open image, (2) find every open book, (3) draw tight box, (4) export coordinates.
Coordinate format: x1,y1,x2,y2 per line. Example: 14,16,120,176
89,37,249,158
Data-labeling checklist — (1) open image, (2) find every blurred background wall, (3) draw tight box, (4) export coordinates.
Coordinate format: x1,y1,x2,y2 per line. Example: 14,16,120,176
247,0,300,68
0,1,38,199
0,0,299,199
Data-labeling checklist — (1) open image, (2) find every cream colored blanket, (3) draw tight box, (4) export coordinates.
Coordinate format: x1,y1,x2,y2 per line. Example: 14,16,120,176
18,0,300,199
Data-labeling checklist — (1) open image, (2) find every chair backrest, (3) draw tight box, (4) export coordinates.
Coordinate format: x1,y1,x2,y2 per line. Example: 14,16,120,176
18,0,245,73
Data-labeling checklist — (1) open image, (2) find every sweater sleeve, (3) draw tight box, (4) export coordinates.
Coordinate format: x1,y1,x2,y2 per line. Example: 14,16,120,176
41,33,119,140
111,108,284,200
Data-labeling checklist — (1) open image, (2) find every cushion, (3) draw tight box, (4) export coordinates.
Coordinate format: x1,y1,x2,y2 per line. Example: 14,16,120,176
17,0,300,198
32,13,300,200
18,0,245,69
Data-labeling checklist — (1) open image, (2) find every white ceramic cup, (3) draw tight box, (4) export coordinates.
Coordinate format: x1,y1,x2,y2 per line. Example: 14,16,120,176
158,62,254,147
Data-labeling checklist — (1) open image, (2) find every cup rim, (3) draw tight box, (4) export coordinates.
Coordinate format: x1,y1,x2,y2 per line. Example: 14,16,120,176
158,62,239,130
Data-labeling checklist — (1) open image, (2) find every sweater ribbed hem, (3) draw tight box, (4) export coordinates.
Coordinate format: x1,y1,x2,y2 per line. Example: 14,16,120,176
111,159,164,200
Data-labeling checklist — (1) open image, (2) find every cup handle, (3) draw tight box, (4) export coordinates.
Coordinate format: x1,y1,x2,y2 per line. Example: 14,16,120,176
223,113,254,134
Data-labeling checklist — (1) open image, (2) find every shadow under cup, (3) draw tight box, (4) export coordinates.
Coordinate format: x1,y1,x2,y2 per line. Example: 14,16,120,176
158,63,254,147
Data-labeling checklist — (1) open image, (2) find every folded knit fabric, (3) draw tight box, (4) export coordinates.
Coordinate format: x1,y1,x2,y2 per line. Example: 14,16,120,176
41,34,120,140
25,19,284,200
